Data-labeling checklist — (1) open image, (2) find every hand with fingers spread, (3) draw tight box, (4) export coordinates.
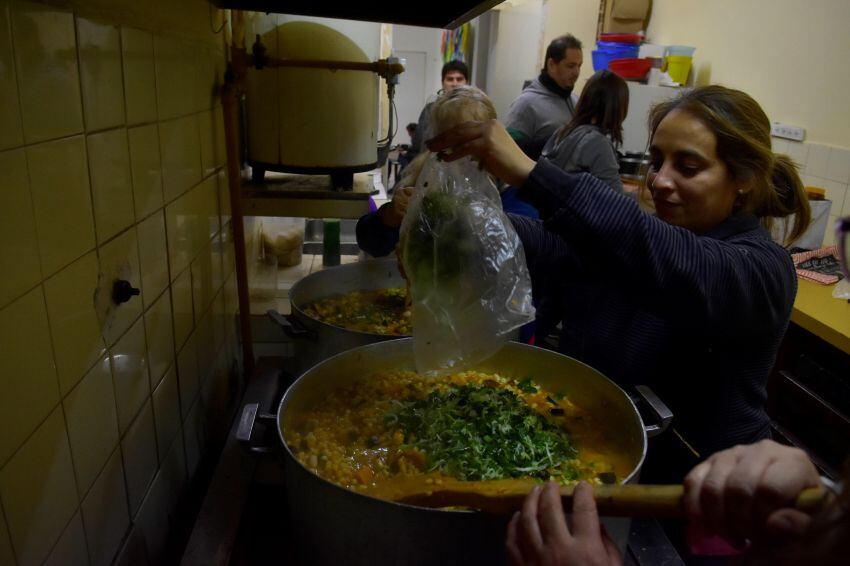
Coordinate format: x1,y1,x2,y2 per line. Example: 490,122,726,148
682,439,821,544
425,120,536,188
506,481,622,566
379,186,415,228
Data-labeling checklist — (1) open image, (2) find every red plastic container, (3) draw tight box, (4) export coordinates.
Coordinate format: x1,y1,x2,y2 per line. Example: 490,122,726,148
598,32,643,44
609,58,653,80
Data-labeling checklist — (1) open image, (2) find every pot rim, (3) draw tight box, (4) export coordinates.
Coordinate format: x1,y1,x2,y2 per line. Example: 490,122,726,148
274,339,649,513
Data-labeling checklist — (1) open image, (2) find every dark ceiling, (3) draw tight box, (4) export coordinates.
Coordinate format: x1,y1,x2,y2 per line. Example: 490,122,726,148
211,0,504,29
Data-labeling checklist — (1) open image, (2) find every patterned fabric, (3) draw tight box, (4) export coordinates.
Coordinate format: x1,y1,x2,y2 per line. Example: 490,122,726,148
792,246,842,284
510,160,798,459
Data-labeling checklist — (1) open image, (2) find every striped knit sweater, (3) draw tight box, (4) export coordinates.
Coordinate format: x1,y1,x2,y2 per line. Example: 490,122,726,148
511,160,797,457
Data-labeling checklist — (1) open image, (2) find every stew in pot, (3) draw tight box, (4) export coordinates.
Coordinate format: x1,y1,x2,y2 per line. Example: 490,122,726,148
302,288,411,335
285,370,628,502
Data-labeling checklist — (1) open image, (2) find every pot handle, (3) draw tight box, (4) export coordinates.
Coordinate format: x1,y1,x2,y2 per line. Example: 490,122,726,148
236,402,279,455
267,309,317,340
635,385,673,438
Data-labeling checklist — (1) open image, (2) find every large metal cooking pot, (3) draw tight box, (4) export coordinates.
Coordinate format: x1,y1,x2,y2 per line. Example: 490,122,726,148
269,258,407,373
240,339,671,565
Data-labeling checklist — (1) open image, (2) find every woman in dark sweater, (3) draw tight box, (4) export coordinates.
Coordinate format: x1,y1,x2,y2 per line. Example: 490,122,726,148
427,86,811,472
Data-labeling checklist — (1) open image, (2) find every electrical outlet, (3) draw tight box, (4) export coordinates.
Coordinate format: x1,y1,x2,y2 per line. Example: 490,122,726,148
771,122,805,141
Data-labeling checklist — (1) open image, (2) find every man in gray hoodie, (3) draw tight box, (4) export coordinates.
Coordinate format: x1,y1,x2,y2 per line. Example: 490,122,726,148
505,34,583,160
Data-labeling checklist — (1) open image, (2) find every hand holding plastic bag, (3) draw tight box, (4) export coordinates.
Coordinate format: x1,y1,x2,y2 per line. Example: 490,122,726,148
400,155,535,374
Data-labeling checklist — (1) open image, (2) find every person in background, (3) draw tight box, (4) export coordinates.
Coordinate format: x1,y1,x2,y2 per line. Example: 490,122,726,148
356,85,536,259
505,34,583,161
396,122,418,170
505,439,847,566
541,70,629,193
405,60,469,164
427,85,811,476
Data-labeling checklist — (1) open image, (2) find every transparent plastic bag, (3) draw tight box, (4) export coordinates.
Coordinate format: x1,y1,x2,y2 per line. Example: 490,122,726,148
399,155,535,375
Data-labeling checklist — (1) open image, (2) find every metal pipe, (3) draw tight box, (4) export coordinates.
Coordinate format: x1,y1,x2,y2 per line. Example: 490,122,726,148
221,63,255,378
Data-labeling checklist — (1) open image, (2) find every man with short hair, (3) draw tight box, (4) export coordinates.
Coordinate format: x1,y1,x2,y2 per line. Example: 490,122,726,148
407,59,469,162
506,34,583,160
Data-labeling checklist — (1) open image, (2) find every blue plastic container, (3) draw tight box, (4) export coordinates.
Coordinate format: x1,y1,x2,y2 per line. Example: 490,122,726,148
592,42,640,72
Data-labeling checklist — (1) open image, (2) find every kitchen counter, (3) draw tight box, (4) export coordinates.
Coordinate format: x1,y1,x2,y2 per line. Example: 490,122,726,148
791,278,850,355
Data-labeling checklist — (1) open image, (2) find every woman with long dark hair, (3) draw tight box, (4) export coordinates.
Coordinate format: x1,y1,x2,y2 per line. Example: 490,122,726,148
540,70,629,192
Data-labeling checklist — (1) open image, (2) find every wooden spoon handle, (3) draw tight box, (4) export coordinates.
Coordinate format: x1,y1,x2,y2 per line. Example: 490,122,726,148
397,483,828,518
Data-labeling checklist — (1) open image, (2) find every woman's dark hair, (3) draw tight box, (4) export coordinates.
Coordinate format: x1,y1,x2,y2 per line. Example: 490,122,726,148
441,60,469,81
557,70,629,146
648,85,811,244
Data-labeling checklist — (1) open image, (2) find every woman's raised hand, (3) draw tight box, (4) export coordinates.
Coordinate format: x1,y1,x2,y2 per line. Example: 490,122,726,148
426,120,536,188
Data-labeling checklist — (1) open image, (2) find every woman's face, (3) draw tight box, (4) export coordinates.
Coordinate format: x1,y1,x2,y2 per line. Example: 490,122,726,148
647,109,741,233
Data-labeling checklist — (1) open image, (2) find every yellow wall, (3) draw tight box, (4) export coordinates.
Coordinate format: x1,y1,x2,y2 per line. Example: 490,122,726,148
542,0,601,93
648,0,850,149
0,1,239,564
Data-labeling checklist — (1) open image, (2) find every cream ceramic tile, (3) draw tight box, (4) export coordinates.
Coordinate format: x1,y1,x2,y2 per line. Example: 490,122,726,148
128,124,163,220
212,288,225,351
121,27,157,125
154,35,194,120
177,333,199,419
825,147,850,184
160,431,186,512
165,177,218,278
194,309,215,383
27,136,95,277
152,365,180,462
63,356,119,497
43,251,105,395
211,233,224,294
159,114,202,203
823,180,848,216
191,249,213,321
77,18,124,131
0,148,41,307
44,511,89,566
0,0,23,149
198,110,216,178
81,448,129,566
217,170,231,229
842,190,850,217
172,267,194,349
806,143,830,178
804,175,826,190
99,227,143,346
144,288,174,387
10,1,83,143
134,470,170,563
182,397,204,479
121,400,158,518
770,137,788,154
0,510,15,566
194,43,218,113
0,407,78,566
213,103,226,168
785,141,809,170
113,528,148,566
0,287,59,466
87,129,135,244
111,316,149,434
137,210,169,309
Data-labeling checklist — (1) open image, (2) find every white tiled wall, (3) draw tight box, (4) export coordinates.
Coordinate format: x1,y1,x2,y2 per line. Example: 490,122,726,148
0,1,239,565
772,137,850,247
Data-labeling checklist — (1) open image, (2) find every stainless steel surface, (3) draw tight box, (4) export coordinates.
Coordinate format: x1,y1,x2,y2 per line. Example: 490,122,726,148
274,339,650,566
274,258,408,373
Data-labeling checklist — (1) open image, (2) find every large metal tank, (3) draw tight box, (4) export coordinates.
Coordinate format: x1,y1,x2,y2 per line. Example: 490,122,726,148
245,20,379,184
